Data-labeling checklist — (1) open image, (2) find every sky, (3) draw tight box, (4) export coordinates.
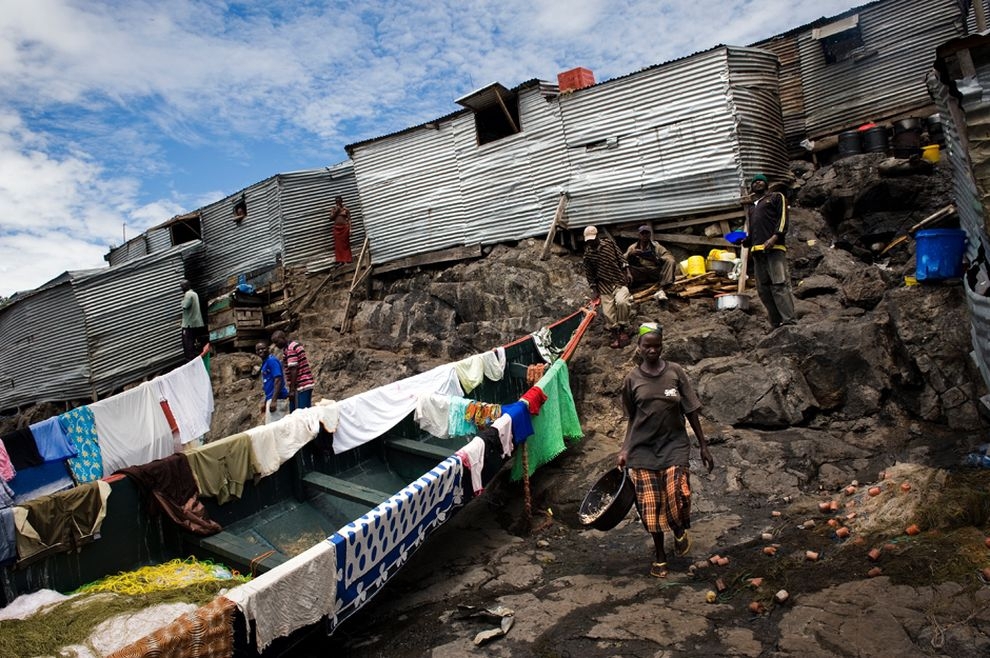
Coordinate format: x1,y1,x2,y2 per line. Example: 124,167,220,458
0,0,863,298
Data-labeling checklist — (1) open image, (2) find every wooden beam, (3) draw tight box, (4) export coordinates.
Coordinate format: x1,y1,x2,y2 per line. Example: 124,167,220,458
372,244,483,275
612,209,745,239
540,194,569,261
493,88,519,134
908,204,956,235
652,232,739,249
340,236,371,333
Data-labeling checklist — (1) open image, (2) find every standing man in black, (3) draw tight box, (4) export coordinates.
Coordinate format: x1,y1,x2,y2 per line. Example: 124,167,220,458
746,174,797,331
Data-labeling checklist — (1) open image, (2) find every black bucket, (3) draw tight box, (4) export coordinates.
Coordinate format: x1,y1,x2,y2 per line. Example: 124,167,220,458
862,126,889,153
892,128,921,158
837,130,862,158
579,468,636,531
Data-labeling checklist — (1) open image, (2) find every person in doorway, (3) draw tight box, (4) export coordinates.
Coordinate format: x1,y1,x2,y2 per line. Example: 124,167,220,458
331,196,353,263
746,173,797,331
256,342,290,424
180,280,208,361
271,330,315,411
624,225,677,300
583,225,632,349
618,323,714,579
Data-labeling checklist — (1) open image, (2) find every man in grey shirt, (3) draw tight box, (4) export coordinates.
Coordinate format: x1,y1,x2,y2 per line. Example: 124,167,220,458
180,279,207,361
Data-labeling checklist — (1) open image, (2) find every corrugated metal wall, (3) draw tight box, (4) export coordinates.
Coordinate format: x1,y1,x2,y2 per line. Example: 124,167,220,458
106,235,149,267
726,48,790,184
147,226,173,254
794,0,965,139
754,36,807,156
453,86,569,245
558,47,780,228
279,163,367,267
0,284,91,410
199,177,281,291
72,244,200,396
930,37,990,396
350,122,466,265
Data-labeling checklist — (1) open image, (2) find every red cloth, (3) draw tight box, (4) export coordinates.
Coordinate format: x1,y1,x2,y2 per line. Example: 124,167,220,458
333,221,352,263
520,387,548,415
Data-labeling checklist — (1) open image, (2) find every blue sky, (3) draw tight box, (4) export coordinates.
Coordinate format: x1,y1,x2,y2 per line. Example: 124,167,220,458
0,0,862,297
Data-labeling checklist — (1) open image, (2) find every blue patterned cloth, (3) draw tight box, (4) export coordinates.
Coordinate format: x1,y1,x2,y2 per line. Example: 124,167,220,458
447,396,477,438
328,456,463,633
58,406,104,483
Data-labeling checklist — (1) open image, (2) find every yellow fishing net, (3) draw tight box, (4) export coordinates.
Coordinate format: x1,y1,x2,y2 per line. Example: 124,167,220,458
75,556,248,595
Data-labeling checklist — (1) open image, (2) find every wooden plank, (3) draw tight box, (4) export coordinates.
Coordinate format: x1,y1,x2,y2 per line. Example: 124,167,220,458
341,236,372,333
193,531,288,574
652,232,740,249
540,194,569,261
385,438,454,462
372,244,483,275
302,472,390,508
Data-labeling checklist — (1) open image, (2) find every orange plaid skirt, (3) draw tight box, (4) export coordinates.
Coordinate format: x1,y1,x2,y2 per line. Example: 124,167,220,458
627,466,691,535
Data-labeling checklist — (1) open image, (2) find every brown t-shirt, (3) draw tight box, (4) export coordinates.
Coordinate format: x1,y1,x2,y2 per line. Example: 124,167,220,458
621,361,701,470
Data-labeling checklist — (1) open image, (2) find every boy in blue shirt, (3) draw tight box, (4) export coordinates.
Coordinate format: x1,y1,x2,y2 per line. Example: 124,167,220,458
256,342,290,424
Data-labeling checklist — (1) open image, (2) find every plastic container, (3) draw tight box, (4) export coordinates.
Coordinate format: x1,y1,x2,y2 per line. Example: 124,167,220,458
686,255,706,276
837,130,862,158
922,144,940,163
862,126,889,153
915,228,966,281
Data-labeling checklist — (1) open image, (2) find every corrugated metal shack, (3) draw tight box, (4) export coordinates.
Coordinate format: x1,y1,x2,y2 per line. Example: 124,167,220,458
104,165,364,294
929,34,990,410
0,243,202,412
346,45,788,268
751,0,971,155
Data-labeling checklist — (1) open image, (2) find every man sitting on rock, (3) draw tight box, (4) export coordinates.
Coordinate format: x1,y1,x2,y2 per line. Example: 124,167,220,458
583,225,632,349
625,225,677,301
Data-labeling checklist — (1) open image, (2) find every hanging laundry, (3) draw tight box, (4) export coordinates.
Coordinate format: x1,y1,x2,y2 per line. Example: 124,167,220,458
291,401,340,436
491,413,514,458
520,387,548,415
0,479,13,509
225,540,337,651
0,440,16,482
502,400,534,445
530,326,563,363
0,507,15,564
455,436,487,496
117,453,221,536
28,417,77,462
333,363,463,453
184,433,254,504
328,456,463,634
448,396,477,438
243,412,319,479
58,406,104,484
464,400,501,429
8,461,74,505
0,428,42,471
91,383,174,474
152,355,215,444
526,363,548,386
512,359,583,480
12,480,111,564
415,393,452,439
453,347,507,393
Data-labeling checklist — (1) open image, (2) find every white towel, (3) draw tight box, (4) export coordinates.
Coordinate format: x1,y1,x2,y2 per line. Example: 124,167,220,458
456,436,487,495
91,383,174,473
414,393,451,439
225,539,337,651
153,357,215,444
244,413,316,478
492,413,513,458
333,364,463,453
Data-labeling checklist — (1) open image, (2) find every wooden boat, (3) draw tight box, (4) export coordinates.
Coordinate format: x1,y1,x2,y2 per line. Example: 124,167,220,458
0,304,595,656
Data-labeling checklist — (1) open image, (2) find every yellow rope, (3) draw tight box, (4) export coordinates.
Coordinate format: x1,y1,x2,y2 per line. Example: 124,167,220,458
74,557,247,596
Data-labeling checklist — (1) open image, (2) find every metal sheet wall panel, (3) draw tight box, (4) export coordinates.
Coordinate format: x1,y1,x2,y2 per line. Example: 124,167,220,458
72,247,195,395
453,86,570,245
351,121,466,265
146,227,173,254
199,177,281,291
280,164,367,267
106,236,149,267
795,0,965,139
752,36,807,155
930,41,990,394
0,285,91,410
725,48,790,183
558,47,763,228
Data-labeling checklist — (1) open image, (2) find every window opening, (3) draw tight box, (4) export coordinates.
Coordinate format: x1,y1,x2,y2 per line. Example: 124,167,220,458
233,196,248,222
170,215,202,245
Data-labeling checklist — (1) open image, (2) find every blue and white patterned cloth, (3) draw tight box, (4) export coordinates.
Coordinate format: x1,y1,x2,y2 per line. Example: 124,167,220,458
58,406,103,484
328,456,464,632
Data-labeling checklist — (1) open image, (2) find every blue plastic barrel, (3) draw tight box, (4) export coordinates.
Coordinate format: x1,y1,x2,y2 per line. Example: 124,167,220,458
915,229,966,281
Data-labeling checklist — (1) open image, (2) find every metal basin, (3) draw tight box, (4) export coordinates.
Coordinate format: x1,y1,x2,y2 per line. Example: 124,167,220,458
579,468,636,531
707,259,735,276
715,293,751,311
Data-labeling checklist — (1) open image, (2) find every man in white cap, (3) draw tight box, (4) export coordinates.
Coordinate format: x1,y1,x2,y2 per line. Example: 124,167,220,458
582,225,632,348
625,224,676,300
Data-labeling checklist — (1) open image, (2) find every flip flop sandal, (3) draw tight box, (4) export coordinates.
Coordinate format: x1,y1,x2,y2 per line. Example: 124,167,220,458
674,532,691,556
650,562,668,578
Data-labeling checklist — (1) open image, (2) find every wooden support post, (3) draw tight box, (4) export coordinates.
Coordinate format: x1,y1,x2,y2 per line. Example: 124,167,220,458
908,204,956,235
340,236,371,333
540,194,569,261
494,88,519,134
737,196,752,294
